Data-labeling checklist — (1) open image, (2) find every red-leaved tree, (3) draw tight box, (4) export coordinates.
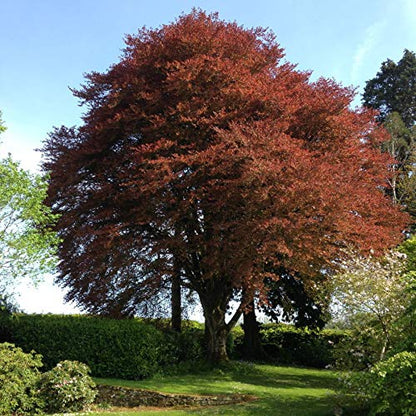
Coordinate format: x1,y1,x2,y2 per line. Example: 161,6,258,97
42,10,408,362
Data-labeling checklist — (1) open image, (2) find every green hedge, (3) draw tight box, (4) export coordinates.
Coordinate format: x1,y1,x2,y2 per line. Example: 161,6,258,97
233,323,348,368
0,314,348,377
0,314,173,380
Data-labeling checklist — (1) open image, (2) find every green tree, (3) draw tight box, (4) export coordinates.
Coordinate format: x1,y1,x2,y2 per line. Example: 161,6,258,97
395,237,416,353
363,50,416,219
382,112,416,209
363,49,416,128
0,114,59,296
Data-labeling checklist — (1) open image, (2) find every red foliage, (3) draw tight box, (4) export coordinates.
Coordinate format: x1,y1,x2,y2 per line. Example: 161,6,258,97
43,10,408,359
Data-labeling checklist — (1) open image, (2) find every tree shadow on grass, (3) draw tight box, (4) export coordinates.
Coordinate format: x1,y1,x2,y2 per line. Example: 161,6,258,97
177,393,337,416
175,364,341,416
96,363,344,416
228,365,341,391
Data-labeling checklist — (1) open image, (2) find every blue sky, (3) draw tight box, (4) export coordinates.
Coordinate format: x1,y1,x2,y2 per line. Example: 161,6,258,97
1,0,416,313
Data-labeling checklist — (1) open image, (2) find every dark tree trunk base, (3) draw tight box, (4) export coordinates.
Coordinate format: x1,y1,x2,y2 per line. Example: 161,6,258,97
242,301,266,360
171,271,182,332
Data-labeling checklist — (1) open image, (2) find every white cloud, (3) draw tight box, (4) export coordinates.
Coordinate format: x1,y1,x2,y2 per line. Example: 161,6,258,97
350,20,386,84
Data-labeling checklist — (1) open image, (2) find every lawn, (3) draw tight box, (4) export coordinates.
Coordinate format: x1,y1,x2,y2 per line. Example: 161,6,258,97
87,363,348,416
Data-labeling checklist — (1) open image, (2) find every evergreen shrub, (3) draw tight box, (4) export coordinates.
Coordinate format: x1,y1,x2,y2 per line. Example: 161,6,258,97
0,342,43,415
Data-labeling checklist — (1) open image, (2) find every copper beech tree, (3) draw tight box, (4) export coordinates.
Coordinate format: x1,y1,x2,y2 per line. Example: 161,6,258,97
42,11,408,362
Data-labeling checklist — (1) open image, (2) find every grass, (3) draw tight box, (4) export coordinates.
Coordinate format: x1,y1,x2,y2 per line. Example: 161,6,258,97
85,362,348,416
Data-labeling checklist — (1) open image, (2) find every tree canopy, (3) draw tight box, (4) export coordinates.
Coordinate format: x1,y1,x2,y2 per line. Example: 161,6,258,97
43,10,408,361
363,51,416,220
363,49,416,128
0,115,59,297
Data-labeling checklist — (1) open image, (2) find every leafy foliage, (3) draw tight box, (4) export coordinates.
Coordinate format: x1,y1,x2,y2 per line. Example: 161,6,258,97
332,319,384,370
42,10,407,361
0,293,19,316
0,342,43,415
329,249,413,363
261,271,328,329
0,157,59,286
382,112,416,211
363,51,416,219
0,114,59,297
0,112,5,134
341,352,416,416
394,236,416,354
38,360,96,413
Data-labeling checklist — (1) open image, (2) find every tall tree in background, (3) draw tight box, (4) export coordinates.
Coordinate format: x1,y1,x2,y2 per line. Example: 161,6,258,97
43,11,408,362
382,112,416,213
363,49,416,128
0,112,59,298
363,50,416,218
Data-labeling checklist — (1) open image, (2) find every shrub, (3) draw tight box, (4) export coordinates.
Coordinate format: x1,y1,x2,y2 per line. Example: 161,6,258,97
367,351,416,416
332,325,381,370
38,360,96,413
0,342,43,415
341,351,416,416
0,314,347,375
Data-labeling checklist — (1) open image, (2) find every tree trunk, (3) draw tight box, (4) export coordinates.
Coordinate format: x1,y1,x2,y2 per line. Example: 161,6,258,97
379,326,390,361
197,281,249,363
171,266,182,332
207,326,229,363
204,312,229,363
200,293,235,363
242,300,265,360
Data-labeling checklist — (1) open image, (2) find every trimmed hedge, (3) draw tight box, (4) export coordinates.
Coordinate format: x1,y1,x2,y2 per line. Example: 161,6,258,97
0,314,348,378
0,314,171,379
233,323,348,368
